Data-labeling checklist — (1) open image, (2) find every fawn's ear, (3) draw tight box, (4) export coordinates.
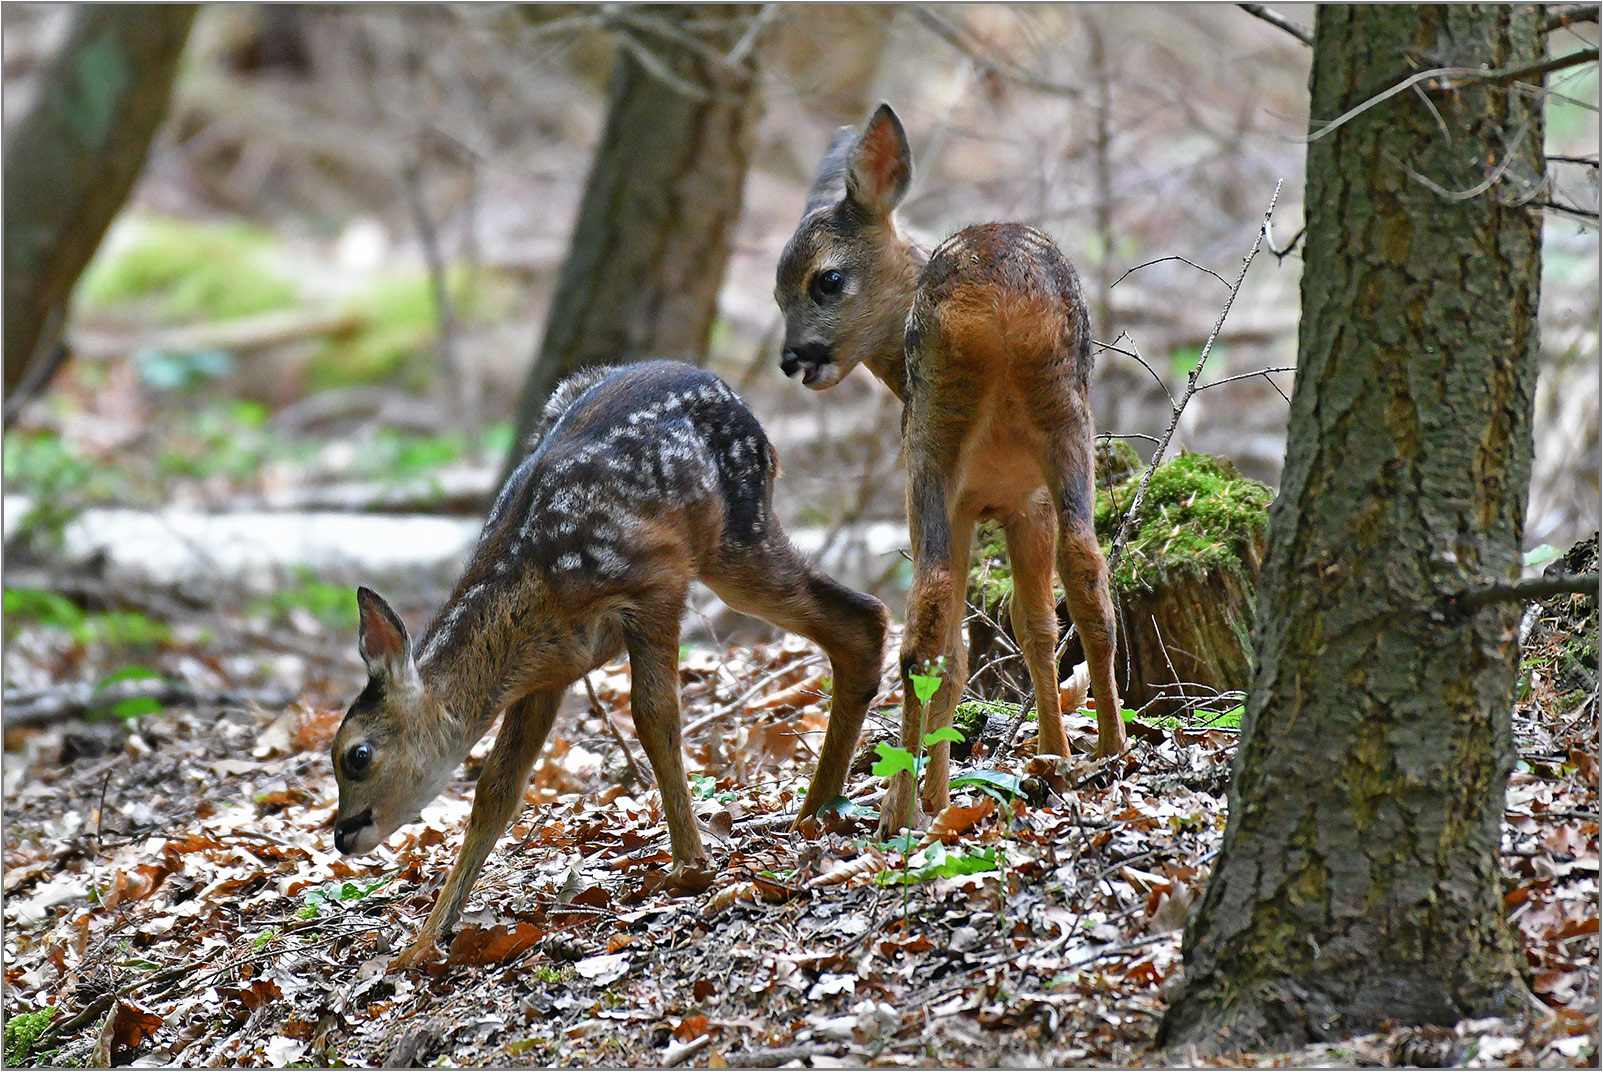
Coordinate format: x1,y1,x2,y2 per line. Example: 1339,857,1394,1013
844,103,911,218
356,587,418,687
803,125,857,218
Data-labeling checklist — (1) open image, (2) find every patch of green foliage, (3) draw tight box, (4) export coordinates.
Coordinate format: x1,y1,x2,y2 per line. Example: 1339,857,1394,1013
4,588,170,651
348,428,467,485
1094,451,1272,593
967,440,1146,611
296,875,395,919
2,430,129,550
876,842,1002,886
4,1006,55,1065
310,268,512,391
689,774,738,804
250,568,358,631
953,698,1006,744
79,216,298,323
155,400,314,486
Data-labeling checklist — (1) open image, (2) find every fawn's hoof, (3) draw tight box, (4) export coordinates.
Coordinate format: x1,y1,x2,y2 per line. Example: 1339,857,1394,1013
391,936,444,972
666,862,716,895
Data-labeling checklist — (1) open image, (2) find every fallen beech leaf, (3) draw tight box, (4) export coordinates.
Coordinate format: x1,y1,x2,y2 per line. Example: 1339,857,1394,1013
805,849,891,890
919,797,995,847
1058,662,1089,714
606,932,638,953
448,921,545,966
703,882,758,916
673,1014,711,1042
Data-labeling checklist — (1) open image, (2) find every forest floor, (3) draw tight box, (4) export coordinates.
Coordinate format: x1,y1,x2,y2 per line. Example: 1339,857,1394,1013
1,574,1598,1069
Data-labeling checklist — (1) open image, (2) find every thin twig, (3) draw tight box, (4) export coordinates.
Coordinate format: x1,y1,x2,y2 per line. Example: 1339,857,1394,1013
1236,4,1313,47
586,674,652,789
1110,255,1231,290
1305,50,1599,144
1106,181,1283,580
910,7,1082,98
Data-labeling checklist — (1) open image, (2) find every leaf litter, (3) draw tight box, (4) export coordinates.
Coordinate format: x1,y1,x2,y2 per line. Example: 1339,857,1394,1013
2,601,1596,1068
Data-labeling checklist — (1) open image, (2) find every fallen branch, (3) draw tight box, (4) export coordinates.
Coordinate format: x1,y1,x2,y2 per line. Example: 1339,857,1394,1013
70,307,362,360
3,681,292,727
726,1045,848,1068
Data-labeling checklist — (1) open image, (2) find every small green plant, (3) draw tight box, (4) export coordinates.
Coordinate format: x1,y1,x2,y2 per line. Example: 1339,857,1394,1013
4,1006,56,1065
875,842,1001,886
251,568,359,631
533,964,571,985
296,874,395,918
689,774,737,804
875,656,954,837
252,927,280,951
4,589,171,652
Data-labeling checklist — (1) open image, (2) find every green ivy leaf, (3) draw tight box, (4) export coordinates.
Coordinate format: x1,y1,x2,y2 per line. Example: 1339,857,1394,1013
871,743,917,779
1523,544,1562,568
909,673,943,705
950,768,1022,800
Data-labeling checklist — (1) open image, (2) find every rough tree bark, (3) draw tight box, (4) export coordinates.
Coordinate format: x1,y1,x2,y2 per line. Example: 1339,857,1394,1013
3,6,197,407
501,4,762,482
1160,5,1545,1052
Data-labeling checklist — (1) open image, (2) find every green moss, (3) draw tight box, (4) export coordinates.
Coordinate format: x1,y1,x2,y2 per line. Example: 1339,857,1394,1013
954,698,1013,743
4,1006,55,1065
1095,452,1272,593
79,216,298,322
967,450,1271,606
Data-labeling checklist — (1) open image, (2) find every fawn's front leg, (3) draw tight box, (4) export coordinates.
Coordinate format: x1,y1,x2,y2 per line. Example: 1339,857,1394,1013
392,690,559,970
623,603,714,892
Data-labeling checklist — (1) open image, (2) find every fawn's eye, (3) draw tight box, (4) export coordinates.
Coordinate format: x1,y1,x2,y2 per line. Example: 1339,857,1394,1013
811,269,845,301
344,742,374,779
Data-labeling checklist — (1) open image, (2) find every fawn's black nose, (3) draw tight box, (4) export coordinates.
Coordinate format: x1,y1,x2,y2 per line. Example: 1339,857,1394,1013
334,809,373,853
780,342,832,378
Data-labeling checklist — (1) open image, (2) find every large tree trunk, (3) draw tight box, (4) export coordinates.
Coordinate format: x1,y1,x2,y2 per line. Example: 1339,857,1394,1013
1160,5,1544,1052
501,4,762,482
3,5,197,408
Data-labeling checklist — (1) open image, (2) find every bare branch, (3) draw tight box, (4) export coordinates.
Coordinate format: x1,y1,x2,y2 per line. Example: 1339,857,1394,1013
1106,181,1284,580
1449,573,1599,612
1095,333,1176,407
1236,4,1313,47
910,7,1082,98
1306,49,1599,144
1544,5,1600,34
1110,256,1231,290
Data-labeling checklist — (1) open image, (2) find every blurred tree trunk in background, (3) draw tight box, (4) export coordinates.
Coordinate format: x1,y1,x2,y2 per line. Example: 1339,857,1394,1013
501,4,763,481
1159,4,1544,1053
3,5,197,417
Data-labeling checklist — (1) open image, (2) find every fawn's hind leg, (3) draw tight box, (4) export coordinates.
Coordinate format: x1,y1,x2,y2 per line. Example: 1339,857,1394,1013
1004,493,1071,757
702,540,888,822
622,593,714,891
1042,439,1125,758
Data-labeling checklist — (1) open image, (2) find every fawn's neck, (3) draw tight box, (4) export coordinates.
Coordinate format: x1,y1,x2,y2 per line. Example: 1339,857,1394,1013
415,575,572,735
861,239,928,404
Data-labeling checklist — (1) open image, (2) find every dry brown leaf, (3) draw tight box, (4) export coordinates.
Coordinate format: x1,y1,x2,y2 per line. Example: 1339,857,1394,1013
805,848,890,890
1058,662,1089,714
918,796,996,848
448,921,545,966
703,881,758,916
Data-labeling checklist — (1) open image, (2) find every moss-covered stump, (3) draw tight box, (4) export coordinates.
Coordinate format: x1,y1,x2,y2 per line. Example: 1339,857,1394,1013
964,448,1272,719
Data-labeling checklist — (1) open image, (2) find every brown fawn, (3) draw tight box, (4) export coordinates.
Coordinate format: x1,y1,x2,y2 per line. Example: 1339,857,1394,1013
774,104,1126,836
331,360,887,968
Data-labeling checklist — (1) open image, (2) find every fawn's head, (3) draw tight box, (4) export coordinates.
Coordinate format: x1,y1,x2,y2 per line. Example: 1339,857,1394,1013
775,103,918,391
331,587,462,855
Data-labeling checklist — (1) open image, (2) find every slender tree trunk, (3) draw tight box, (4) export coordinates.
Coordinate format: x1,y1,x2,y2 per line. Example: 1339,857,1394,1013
1160,5,1544,1052
3,5,197,404
501,4,762,482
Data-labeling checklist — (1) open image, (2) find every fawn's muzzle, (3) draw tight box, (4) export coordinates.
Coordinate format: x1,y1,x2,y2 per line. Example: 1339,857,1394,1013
334,808,374,853
781,342,833,386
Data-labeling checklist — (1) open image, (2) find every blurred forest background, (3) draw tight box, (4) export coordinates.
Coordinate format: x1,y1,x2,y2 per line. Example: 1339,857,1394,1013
2,2,1597,678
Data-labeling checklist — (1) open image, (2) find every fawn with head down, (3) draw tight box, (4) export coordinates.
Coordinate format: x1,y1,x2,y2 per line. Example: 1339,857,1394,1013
775,104,1126,836
332,360,887,969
